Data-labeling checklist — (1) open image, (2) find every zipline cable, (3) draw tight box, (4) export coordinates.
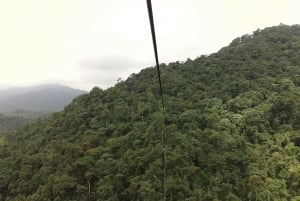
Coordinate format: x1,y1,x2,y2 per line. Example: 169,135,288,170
146,0,164,110
146,1,167,201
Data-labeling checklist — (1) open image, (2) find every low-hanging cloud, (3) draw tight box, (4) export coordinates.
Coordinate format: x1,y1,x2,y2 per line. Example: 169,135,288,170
79,55,149,88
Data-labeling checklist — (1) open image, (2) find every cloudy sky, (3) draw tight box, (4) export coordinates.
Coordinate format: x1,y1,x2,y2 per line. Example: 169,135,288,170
0,0,299,91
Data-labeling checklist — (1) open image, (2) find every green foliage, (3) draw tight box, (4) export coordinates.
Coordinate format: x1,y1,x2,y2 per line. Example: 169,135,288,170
0,136,4,146
0,24,300,201
0,111,49,135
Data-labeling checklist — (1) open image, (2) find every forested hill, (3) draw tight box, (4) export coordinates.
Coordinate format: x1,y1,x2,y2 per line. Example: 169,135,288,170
1,24,300,201
0,84,87,112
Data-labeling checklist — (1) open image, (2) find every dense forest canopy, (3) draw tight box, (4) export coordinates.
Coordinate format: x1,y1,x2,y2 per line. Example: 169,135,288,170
0,24,300,201
0,111,50,135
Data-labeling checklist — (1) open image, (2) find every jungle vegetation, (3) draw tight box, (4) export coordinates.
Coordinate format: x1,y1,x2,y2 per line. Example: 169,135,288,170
0,111,49,135
0,24,299,201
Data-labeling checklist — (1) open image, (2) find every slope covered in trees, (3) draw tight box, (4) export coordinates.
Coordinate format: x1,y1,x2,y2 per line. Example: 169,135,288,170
0,111,49,135
0,24,300,201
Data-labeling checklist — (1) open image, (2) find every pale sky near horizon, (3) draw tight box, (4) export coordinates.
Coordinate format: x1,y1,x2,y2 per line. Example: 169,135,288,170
0,0,299,91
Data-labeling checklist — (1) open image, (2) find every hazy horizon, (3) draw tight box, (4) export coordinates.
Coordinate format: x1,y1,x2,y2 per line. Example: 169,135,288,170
1,0,300,91
0,83,88,92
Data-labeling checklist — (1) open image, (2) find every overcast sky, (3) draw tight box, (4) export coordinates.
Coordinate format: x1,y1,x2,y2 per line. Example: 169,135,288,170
0,0,299,91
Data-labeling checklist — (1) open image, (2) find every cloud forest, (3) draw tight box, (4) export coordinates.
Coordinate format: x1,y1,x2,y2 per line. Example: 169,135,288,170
0,24,300,201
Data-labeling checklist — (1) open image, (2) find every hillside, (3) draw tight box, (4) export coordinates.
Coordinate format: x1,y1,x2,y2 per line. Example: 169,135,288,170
0,84,87,112
0,24,300,201
0,111,49,135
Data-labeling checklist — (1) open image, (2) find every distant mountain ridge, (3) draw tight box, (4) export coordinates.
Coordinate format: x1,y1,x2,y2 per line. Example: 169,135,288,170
0,84,87,112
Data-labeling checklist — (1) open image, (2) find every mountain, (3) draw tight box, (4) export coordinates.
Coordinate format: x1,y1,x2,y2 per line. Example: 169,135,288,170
0,24,300,201
0,84,87,112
